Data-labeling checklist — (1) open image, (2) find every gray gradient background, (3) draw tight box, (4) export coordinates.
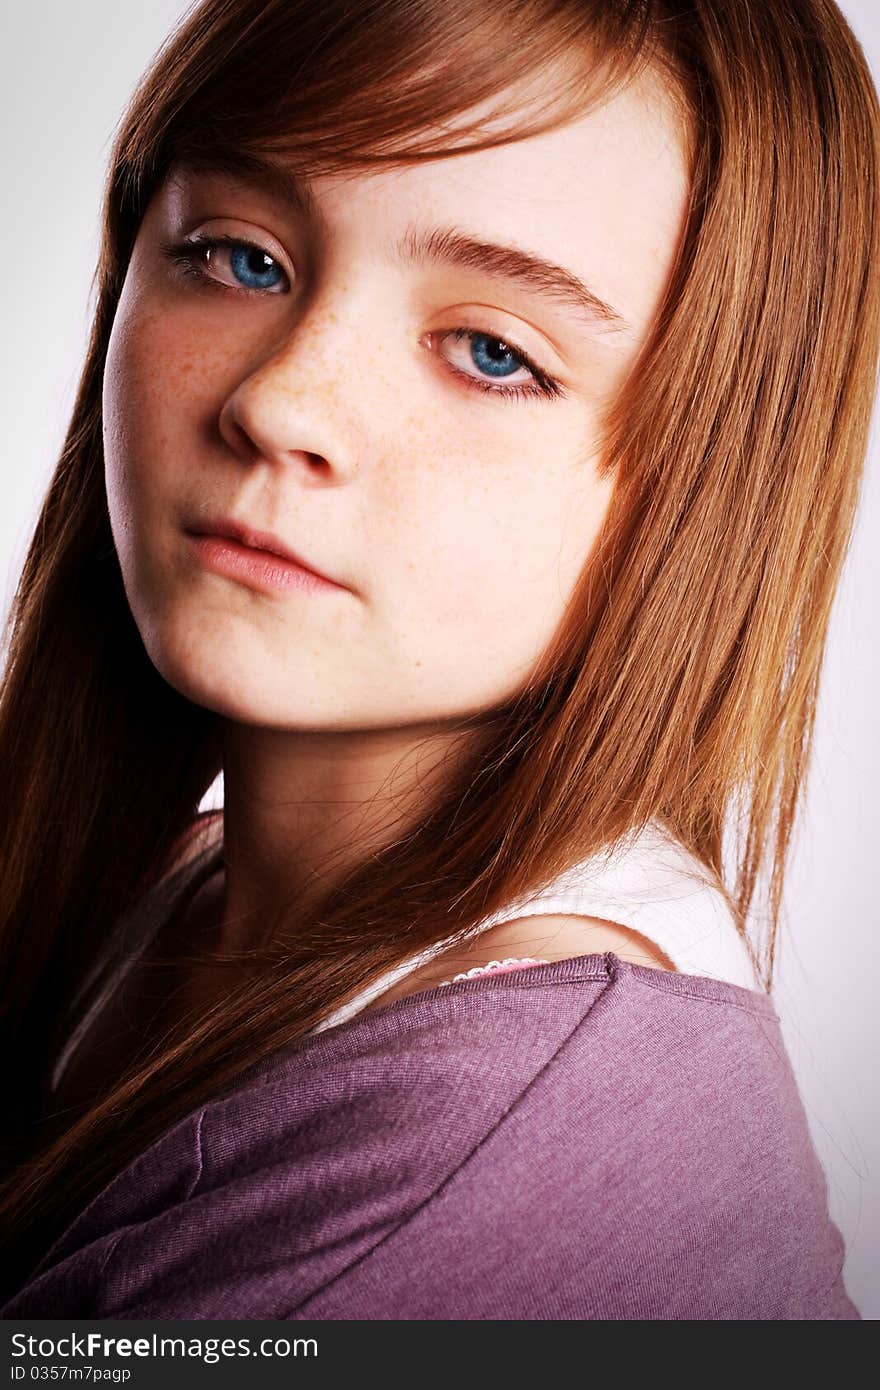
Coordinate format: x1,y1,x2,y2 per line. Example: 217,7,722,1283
2,1,877,1317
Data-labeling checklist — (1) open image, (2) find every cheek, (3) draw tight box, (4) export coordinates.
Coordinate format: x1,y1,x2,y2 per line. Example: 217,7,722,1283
102,299,212,537
384,449,613,686
104,307,168,516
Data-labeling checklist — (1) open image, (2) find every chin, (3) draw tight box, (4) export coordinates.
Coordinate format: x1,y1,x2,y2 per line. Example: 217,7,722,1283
133,612,246,714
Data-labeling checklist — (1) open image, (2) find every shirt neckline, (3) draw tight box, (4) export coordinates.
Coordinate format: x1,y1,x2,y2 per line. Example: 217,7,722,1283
303,945,776,1041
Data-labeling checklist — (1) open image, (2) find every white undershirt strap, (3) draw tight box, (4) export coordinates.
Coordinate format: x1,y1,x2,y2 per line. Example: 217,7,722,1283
310,820,760,1035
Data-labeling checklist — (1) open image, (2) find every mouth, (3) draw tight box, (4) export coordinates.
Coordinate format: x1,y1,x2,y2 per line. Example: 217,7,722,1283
184,518,348,596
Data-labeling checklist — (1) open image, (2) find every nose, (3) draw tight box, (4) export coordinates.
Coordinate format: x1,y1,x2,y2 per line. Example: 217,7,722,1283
217,302,368,483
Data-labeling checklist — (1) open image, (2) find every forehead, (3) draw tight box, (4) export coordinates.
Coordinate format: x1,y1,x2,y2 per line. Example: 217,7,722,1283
344,77,690,330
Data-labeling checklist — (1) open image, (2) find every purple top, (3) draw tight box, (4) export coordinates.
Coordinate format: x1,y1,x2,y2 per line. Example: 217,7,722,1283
2,949,859,1319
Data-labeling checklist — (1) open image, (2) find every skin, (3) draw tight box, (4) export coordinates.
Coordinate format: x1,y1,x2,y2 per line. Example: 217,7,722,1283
101,64,690,1015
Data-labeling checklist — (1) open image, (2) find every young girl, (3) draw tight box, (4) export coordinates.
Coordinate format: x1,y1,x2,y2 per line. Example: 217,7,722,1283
1,0,875,1318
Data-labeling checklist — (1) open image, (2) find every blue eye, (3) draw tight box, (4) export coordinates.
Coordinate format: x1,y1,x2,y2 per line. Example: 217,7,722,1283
432,328,563,403
161,236,565,404
164,233,287,294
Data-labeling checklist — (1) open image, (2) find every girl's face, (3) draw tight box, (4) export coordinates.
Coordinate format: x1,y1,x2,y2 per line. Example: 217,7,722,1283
103,72,689,732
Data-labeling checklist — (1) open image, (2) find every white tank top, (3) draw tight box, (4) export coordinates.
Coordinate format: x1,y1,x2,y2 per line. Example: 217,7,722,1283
309,819,762,1035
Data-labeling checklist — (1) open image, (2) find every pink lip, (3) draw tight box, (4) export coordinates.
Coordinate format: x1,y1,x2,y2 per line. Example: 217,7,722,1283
185,520,348,596
190,517,337,577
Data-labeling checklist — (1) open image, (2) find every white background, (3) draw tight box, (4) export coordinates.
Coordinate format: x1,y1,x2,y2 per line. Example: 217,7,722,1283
2,1,877,1317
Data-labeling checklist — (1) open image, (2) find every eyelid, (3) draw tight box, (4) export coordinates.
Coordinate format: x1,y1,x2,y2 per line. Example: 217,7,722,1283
440,301,571,375
428,329,564,403
189,212,293,259
431,308,564,380
177,228,294,286
429,327,552,386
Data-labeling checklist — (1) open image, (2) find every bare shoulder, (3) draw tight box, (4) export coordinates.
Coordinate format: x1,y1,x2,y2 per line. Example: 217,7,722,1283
486,913,678,974
367,912,676,1014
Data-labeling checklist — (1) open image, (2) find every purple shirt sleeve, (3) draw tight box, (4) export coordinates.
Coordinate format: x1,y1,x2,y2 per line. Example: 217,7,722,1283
2,952,860,1319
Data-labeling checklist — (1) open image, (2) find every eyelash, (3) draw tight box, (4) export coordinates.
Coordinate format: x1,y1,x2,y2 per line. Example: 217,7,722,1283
161,234,566,404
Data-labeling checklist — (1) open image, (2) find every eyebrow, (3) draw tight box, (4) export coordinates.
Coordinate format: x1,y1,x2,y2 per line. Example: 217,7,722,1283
172,150,630,335
388,225,629,334
173,150,328,227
